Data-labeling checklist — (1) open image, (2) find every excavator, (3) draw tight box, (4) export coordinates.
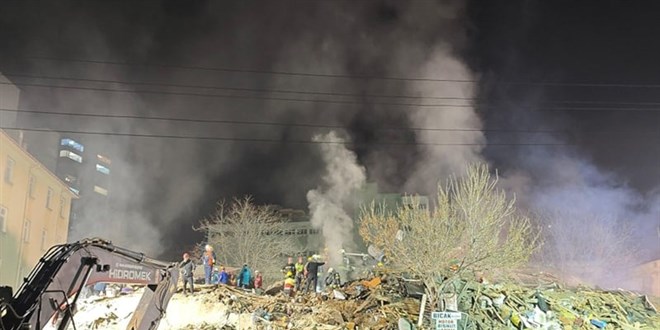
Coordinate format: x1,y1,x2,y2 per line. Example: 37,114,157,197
0,238,180,330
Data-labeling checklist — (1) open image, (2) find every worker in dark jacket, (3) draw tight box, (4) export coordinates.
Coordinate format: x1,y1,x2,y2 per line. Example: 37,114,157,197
282,256,296,279
180,253,195,295
303,256,325,293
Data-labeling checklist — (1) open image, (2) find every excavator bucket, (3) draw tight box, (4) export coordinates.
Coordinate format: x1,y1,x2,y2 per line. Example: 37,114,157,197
126,269,179,330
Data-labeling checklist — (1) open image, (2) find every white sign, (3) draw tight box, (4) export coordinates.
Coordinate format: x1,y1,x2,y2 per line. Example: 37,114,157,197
432,312,461,330
432,312,461,320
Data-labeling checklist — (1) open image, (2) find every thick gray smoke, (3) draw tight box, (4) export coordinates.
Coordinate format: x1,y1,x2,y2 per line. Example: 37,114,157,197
498,132,660,291
4,1,655,281
405,51,484,193
2,0,481,257
307,132,366,266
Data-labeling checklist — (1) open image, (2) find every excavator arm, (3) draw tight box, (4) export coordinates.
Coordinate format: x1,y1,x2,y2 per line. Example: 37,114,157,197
0,238,179,330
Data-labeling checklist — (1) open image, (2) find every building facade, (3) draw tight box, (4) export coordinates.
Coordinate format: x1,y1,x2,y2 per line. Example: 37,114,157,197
0,130,76,290
13,132,113,239
55,135,112,238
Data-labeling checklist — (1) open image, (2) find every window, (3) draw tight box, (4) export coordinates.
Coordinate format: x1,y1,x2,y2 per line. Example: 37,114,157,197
69,187,80,195
22,220,30,243
4,157,14,184
97,154,111,165
95,164,110,175
0,206,6,233
93,185,108,196
60,138,84,152
59,150,83,163
46,188,53,209
28,175,36,198
41,229,47,250
59,197,66,218
64,174,78,184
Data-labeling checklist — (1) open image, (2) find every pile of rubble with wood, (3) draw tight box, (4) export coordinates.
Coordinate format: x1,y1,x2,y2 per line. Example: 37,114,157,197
197,271,659,330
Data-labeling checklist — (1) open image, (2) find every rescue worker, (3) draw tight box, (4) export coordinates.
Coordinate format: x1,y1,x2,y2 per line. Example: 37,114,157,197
254,270,263,289
303,256,325,294
180,252,195,295
238,264,252,289
283,276,296,297
219,266,229,285
282,256,296,279
201,244,217,285
325,267,341,289
294,256,305,291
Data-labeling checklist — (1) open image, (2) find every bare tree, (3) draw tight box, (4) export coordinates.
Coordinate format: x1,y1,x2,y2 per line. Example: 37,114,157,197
359,163,539,309
195,196,302,283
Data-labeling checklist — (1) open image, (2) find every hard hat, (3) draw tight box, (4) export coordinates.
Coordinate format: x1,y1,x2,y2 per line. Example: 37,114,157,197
328,268,334,273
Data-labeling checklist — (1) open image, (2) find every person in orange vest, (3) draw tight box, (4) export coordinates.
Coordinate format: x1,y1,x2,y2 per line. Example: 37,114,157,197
201,244,217,284
283,276,296,297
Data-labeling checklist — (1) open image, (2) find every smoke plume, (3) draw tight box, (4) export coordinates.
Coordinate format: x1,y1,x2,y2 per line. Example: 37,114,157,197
493,112,660,291
307,131,366,266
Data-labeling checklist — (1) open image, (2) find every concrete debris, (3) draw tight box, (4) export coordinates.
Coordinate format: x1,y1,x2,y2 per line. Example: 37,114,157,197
68,272,659,329
203,272,659,329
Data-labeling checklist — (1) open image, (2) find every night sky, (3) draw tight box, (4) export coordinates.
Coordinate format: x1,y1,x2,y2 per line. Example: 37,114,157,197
0,0,658,262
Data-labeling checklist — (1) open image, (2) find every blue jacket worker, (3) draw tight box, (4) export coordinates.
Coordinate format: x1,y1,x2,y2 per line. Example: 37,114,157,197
219,267,229,285
238,264,252,289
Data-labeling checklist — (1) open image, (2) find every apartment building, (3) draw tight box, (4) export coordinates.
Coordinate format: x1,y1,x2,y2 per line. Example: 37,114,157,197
0,130,76,290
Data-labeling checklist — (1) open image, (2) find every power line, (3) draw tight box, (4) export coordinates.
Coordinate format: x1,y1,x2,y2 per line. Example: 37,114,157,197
9,72,660,108
3,108,659,135
0,81,473,108
0,126,572,147
4,81,660,112
1,73,474,101
0,108,566,134
21,56,660,88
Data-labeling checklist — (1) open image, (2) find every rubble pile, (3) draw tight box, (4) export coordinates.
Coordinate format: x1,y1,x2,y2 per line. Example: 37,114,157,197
204,272,659,330
67,273,659,329
212,277,422,329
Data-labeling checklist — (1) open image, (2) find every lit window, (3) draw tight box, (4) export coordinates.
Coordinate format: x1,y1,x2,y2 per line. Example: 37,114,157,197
59,197,66,218
60,138,84,152
0,206,6,233
93,185,108,196
59,150,83,163
95,164,110,175
64,174,77,184
28,175,36,198
97,154,111,165
4,157,14,184
23,220,30,243
46,188,53,210
41,229,47,250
